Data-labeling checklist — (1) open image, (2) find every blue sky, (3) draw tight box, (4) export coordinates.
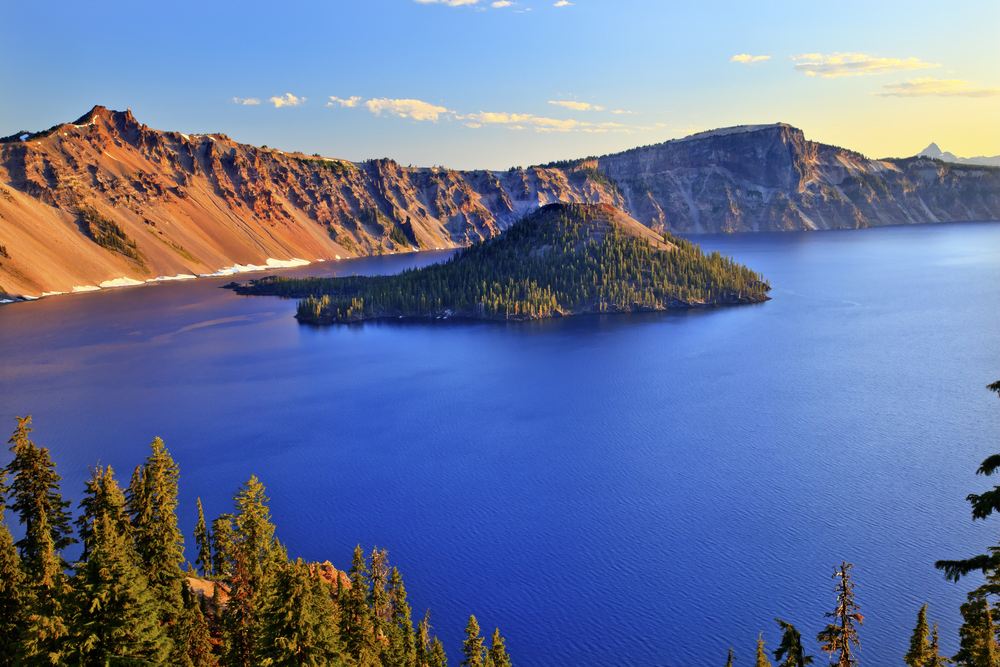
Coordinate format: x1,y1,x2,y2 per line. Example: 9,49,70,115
2,0,997,169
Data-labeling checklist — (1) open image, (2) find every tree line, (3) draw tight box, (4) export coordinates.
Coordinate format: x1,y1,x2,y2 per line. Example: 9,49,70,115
0,418,511,667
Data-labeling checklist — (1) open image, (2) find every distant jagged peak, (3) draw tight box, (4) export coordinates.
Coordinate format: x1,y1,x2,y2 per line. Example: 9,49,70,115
919,142,943,158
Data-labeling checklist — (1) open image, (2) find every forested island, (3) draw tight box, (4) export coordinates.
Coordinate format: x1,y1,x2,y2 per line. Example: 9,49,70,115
233,203,771,324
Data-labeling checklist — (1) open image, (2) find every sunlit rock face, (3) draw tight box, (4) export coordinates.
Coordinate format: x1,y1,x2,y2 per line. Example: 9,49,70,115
0,108,997,297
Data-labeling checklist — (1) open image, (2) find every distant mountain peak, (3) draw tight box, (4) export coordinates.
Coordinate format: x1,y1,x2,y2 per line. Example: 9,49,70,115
919,142,943,157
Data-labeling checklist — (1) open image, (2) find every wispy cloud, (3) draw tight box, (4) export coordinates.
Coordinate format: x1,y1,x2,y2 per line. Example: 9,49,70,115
549,100,604,111
874,78,1000,98
232,97,261,106
327,96,361,108
364,98,454,121
462,111,634,133
730,54,770,65
491,0,513,6
553,0,572,5
792,52,937,78
612,109,637,115
269,93,304,108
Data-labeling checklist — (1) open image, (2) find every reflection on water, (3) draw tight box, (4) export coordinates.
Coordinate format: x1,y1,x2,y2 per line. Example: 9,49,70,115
1,225,999,667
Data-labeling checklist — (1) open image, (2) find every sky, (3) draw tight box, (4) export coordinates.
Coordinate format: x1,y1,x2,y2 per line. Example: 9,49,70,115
1,0,997,170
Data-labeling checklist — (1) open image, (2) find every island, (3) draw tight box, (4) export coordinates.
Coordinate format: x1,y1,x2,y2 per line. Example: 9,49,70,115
234,203,771,324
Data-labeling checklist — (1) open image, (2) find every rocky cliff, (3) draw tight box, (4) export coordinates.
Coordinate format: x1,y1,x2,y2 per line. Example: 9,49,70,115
1,109,997,298
597,124,1000,233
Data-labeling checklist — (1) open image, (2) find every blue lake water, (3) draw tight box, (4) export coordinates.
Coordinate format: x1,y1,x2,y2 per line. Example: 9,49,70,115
1,222,999,666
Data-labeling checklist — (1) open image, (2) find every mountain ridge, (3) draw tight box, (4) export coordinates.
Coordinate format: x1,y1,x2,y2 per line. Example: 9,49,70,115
0,106,997,299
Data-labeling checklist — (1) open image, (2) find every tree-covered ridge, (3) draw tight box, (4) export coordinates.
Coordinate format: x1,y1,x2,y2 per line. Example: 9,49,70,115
235,203,770,324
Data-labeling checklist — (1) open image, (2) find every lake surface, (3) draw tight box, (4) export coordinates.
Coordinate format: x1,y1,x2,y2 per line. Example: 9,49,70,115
2,222,999,667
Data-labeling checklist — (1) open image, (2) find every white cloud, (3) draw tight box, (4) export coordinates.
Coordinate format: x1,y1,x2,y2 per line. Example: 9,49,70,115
328,96,361,108
549,100,604,111
464,123,482,128
730,54,770,65
612,109,637,115
414,0,481,5
364,98,453,121
792,52,938,78
232,97,261,105
269,93,304,108
873,78,1000,98
553,0,572,5
491,0,513,6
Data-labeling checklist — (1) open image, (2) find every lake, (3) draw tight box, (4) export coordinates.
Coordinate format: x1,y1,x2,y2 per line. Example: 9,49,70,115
2,222,999,666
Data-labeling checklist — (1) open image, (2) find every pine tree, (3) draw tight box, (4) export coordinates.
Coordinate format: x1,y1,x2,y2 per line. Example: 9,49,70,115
75,464,130,562
224,546,257,667
6,416,75,666
430,638,448,667
127,437,186,626
416,612,433,667
928,622,954,667
726,647,737,667
756,633,773,667
6,415,76,576
368,546,391,663
955,590,1000,667
773,619,814,667
174,583,218,667
65,514,170,667
461,615,486,667
257,559,347,667
212,514,235,577
387,566,416,667
194,498,213,578
339,545,380,667
906,604,931,667
817,563,863,667
0,515,25,667
488,628,511,667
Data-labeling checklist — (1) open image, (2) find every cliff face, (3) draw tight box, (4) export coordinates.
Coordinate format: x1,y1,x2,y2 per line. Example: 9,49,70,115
0,106,624,297
0,109,997,298
598,124,1000,233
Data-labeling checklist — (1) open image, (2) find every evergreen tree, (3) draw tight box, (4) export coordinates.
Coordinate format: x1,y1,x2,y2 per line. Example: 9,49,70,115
339,545,380,667
488,628,511,667
387,566,416,667
461,615,486,667
756,633,772,667
173,582,217,667
212,514,235,577
6,415,76,575
0,513,25,667
75,465,130,562
955,590,1000,667
65,514,170,667
773,619,814,667
928,622,954,667
906,604,931,667
127,437,186,626
194,498,213,578
257,559,347,667
817,562,862,667
416,612,433,667
6,416,75,666
232,476,276,583
726,647,737,667
430,638,448,667
367,546,391,663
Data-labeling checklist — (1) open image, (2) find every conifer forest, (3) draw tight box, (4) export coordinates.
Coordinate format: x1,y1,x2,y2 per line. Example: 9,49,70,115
0,380,997,666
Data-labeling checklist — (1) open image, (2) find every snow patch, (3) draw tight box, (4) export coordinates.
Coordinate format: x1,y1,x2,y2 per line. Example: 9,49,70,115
22,295,40,300
198,258,310,278
41,291,67,297
180,133,190,140
144,274,198,283
72,285,101,292
0,299,14,304
335,255,341,260
100,277,145,288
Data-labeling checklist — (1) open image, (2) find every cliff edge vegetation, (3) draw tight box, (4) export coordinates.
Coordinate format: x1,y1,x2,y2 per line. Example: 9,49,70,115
235,203,770,324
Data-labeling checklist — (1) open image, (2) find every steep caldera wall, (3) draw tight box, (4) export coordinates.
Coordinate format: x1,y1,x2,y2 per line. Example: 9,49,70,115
0,106,624,297
597,124,1000,233
1,109,997,298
